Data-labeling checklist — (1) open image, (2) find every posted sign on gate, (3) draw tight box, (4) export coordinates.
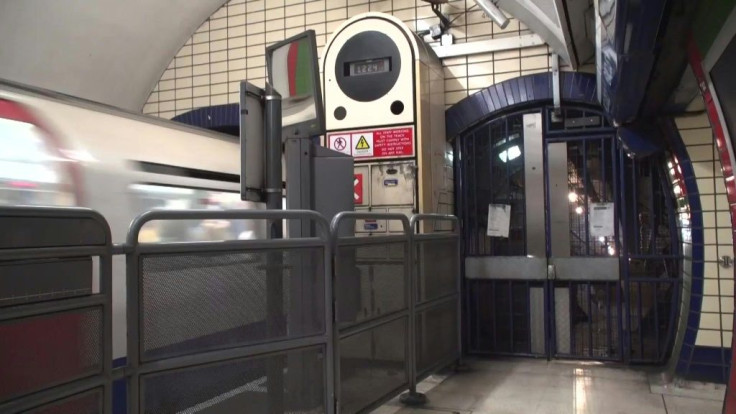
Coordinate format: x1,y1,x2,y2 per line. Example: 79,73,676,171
327,126,414,160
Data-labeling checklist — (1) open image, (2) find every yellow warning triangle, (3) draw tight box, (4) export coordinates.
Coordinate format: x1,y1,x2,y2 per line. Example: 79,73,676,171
355,135,370,150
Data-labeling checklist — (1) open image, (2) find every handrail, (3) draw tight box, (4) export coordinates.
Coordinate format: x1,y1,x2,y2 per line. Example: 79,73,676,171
409,213,460,235
330,211,411,246
126,209,331,246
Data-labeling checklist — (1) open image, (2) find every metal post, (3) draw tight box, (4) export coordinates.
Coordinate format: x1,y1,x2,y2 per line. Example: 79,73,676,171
264,84,285,414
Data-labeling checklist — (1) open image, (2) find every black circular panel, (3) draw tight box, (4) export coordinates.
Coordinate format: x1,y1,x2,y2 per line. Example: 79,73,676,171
335,30,402,102
390,100,404,115
334,106,347,120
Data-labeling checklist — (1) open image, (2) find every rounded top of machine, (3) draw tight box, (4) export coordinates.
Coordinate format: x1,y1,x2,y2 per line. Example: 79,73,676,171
323,13,423,65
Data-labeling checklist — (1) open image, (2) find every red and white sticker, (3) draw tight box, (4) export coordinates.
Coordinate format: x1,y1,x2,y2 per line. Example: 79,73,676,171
353,174,364,205
327,126,414,160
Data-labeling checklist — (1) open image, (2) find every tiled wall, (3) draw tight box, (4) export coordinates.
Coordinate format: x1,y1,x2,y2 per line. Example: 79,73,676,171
676,112,734,349
142,0,554,118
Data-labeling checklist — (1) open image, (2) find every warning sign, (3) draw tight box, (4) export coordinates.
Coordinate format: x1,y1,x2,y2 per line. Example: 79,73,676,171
328,134,351,156
354,174,363,205
352,133,373,157
326,126,414,160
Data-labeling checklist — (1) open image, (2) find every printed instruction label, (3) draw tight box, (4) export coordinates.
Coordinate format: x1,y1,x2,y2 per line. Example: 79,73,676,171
589,202,615,237
326,125,415,160
487,204,511,238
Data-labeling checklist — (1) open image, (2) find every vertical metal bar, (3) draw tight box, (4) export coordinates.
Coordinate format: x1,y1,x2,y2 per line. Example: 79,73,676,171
487,125,493,255
606,281,612,357
546,279,553,359
126,250,140,414
324,236,335,413
638,282,644,358
491,281,498,351
587,282,593,357
569,283,575,356
633,161,640,255
583,140,590,255
619,146,630,362
407,225,418,394
101,251,113,414
455,225,463,365
264,86,285,414
653,282,660,360
526,281,531,354
508,281,514,352
473,132,480,255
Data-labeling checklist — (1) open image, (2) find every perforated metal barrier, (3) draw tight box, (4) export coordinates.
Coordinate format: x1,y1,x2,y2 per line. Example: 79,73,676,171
331,212,412,414
0,207,461,414
0,207,113,414
125,210,334,414
410,215,462,381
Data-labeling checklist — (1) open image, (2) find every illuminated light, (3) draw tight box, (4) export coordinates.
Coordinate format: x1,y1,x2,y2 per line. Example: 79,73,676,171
608,246,616,256
673,186,682,195
727,176,735,182
575,206,584,215
498,145,521,163
669,168,675,176
568,192,579,203
598,236,605,243
667,162,673,168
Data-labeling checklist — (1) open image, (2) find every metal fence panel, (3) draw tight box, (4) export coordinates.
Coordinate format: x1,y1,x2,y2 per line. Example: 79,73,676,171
331,212,412,414
0,207,113,414
126,209,334,414
410,215,462,383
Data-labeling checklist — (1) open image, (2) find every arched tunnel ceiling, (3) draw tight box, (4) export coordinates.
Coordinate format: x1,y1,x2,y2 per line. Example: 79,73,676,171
0,0,227,111
0,0,594,112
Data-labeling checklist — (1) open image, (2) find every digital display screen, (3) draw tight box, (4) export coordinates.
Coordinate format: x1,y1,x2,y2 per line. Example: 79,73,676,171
349,58,390,76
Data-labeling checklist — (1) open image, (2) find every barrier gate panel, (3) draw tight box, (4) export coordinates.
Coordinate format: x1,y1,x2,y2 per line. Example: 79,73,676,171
0,207,113,414
412,215,462,379
332,212,411,414
126,210,334,414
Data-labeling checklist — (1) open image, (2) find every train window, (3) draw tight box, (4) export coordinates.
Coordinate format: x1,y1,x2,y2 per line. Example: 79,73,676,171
128,183,268,243
0,100,76,207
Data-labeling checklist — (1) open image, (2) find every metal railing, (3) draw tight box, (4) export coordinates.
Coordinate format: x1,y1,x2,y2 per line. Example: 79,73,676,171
410,214,462,383
331,212,413,413
125,209,334,414
0,207,462,414
0,207,113,414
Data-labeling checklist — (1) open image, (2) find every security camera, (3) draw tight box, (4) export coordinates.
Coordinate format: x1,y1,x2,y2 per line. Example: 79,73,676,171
474,0,510,29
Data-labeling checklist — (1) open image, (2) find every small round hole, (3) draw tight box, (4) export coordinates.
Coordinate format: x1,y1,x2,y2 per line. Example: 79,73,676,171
390,100,404,115
334,106,346,120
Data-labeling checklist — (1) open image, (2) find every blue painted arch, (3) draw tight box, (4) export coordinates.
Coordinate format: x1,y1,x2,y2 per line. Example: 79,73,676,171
445,72,599,139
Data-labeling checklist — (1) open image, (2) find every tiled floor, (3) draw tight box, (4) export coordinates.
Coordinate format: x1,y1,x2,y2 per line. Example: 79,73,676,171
373,358,724,414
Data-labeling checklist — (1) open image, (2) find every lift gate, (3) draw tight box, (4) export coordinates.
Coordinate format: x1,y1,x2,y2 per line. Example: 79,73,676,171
460,110,680,362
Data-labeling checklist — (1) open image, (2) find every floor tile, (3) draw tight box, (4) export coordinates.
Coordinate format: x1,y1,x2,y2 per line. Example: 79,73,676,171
663,395,722,414
372,358,723,414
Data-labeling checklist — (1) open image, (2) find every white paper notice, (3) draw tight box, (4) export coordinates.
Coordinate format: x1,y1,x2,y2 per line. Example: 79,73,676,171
589,202,615,238
487,204,511,238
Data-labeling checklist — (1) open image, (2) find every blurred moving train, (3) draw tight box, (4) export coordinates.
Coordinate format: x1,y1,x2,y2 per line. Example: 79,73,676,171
0,80,267,362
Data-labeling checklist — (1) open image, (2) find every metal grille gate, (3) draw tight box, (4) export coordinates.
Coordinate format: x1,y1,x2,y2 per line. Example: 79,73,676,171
460,108,681,363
